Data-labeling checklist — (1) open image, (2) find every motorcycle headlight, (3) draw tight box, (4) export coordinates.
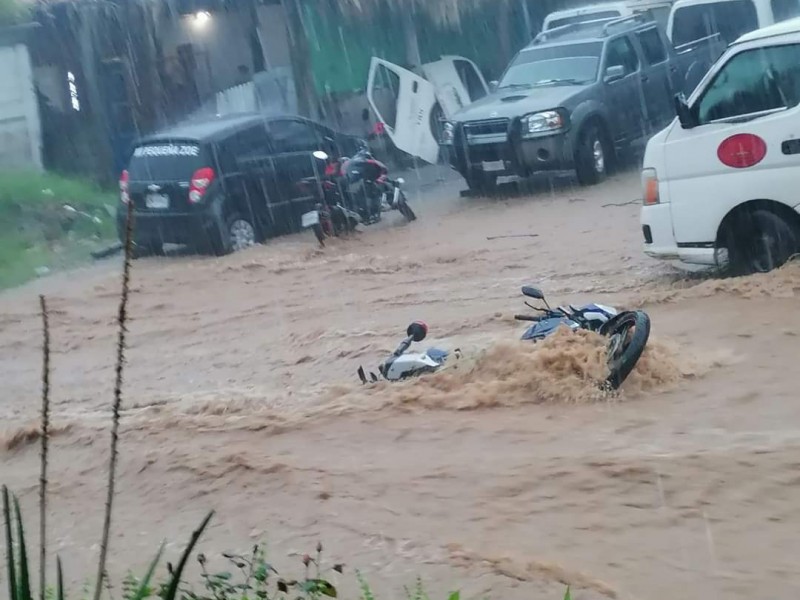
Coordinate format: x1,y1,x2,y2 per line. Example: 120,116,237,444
521,110,564,136
440,121,455,145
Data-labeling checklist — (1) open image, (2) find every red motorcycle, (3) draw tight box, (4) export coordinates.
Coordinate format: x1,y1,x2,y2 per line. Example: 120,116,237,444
301,143,417,246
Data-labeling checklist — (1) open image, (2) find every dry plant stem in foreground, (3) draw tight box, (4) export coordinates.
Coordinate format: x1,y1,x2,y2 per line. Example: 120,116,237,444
38,295,50,600
93,200,134,600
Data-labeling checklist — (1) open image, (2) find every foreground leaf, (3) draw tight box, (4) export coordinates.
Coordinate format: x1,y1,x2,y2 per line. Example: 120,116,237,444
132,541,165,600
3,486,18,600
56,557,65,600
563,586,571,600
163,511,214,600
14,495,33,600
306,579,336,598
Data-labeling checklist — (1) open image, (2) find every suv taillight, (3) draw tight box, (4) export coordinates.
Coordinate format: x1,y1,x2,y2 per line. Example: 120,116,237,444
189,167,215,203
119,169,130,204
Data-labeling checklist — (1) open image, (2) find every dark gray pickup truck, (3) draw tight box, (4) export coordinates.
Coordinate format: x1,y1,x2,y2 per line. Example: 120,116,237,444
441,15,724,191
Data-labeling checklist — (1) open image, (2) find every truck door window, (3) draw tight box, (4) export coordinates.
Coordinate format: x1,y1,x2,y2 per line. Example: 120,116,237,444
671,0,758,47
771,0,800,21
454,59,487,102
637,27,668,65
696,44,800,124
606,37,640,75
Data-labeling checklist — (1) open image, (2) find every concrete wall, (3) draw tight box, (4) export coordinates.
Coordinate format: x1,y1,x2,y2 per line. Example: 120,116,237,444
0,41,42,170
159,4,293,101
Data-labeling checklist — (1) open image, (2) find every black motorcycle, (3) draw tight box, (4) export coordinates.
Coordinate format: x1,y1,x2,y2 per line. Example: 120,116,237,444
300,143,416,245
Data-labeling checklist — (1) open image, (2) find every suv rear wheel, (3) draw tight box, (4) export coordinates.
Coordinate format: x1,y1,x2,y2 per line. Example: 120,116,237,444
575,124,609,186
207,212,257,256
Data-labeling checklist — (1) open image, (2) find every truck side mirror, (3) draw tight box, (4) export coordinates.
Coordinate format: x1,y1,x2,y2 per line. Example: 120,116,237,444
603,65,626,83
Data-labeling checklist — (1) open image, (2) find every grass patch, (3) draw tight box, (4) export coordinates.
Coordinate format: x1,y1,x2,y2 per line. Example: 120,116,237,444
0,170,117,289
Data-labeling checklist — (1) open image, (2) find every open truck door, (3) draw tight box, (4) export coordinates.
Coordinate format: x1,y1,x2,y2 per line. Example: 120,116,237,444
421,55,489,116
367,58,440,165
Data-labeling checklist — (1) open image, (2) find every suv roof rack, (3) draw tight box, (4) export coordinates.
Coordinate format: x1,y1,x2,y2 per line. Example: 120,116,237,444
532,16,617,44
601,12,653,34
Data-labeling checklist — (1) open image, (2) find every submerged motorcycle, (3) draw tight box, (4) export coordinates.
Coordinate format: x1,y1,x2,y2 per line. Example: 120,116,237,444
301,143,417,246
358,287,650,390
514,286,650,390
357,321,458,383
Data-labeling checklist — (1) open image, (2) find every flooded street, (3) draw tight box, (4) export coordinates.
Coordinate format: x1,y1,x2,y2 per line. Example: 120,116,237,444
3,169,800,600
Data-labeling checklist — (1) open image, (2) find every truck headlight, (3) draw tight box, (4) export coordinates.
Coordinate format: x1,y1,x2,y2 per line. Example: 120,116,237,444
521,111,564,136
440,121,455,145
642,168,660,205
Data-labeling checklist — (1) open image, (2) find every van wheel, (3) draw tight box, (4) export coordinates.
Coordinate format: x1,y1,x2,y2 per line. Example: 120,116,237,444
575,124,609,186
725,209,798,275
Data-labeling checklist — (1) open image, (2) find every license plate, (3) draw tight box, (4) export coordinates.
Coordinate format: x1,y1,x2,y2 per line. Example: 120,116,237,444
145,193,169,209
481,160,505,172
301,210,320,228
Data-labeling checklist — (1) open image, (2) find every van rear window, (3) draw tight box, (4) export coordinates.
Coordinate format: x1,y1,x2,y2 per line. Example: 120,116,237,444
671,0,758,47
127,143,205,181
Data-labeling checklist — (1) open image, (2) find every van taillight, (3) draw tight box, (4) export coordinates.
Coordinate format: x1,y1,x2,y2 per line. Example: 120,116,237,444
119,170,130,204
189,167,215,203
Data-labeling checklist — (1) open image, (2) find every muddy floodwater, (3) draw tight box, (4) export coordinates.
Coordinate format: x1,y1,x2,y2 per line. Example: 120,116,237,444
3,169,800,600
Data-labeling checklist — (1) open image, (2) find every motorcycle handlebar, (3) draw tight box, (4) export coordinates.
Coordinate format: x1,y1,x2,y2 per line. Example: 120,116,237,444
392,336,413,357
515,315,540,322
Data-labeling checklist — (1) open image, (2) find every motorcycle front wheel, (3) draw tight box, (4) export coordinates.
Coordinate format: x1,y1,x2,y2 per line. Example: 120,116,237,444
312,223,326,247
603,310,650,390
397,192,417,222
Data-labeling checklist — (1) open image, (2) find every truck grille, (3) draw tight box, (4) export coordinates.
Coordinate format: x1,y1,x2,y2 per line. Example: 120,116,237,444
463,118,509,138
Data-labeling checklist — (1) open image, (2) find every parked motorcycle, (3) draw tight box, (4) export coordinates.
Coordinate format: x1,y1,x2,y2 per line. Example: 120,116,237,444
357,321,458,383
301,143,417,246
514,286,650,390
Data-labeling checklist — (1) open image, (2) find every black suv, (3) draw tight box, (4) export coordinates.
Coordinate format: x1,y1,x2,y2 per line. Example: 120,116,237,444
441,15,721,191
117,113,362,257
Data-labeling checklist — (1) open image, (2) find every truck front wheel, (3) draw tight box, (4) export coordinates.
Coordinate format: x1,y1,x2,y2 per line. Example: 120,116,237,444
575,124,609,186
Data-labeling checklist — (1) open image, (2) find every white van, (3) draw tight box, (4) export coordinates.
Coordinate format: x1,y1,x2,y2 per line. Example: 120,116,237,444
640,18,800,274
667,0,800,47
542,1,674,31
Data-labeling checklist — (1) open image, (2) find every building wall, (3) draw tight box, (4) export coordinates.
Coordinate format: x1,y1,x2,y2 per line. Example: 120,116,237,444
158,3,293,103
0,41,42,170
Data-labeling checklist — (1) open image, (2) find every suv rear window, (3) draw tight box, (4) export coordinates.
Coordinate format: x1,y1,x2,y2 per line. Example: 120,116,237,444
127,142,204,181
671,0,758,47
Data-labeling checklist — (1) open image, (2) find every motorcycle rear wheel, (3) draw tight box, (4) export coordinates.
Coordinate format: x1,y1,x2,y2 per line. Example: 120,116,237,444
603,310,650,390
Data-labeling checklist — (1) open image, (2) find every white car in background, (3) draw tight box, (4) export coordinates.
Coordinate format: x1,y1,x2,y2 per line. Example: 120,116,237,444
667,0,800,46
542,0,674,31
641,17,800,274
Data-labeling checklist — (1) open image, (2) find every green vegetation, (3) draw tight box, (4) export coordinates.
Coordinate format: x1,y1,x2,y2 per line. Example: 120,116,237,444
0,0,30,26
0,171,117,289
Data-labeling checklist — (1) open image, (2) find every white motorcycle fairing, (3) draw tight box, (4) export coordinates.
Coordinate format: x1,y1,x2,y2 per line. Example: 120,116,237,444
384,351,442,381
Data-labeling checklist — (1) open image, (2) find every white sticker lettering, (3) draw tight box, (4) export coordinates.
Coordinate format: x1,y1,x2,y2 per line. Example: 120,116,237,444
133,144,200,158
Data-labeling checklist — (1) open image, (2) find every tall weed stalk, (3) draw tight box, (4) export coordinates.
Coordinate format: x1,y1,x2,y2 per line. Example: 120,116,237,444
39,295,51,600
92,199,134,600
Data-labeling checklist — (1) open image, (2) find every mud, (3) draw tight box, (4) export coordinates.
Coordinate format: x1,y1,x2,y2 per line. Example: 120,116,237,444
3,171,800,600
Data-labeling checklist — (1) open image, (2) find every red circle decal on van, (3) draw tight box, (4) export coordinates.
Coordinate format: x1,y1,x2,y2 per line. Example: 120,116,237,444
717,134,767,169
